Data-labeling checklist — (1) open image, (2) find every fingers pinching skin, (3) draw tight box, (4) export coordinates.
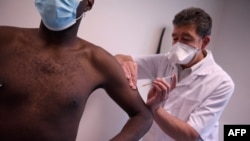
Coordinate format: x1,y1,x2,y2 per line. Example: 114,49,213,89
130,62,138,89
121,61,138,89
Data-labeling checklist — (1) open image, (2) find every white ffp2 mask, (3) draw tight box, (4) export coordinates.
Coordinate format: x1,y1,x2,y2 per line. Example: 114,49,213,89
167,42,199,64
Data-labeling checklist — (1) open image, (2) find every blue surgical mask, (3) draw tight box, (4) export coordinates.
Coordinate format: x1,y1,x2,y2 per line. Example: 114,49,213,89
35,0,83,31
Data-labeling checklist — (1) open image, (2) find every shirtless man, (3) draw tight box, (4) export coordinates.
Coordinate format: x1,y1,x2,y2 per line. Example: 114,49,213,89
0,0,152,141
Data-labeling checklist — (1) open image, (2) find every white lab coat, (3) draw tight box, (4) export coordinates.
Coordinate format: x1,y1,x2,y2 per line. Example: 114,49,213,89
133,50,235,141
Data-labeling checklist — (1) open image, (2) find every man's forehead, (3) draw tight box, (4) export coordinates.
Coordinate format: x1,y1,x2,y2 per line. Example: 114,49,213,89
172,31,195,38
172,25,197,37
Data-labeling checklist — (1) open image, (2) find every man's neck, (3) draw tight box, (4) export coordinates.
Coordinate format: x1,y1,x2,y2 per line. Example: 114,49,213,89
38,21,80,46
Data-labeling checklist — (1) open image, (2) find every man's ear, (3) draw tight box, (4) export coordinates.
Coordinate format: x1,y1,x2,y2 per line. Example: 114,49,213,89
77,0,94,17
85,0,94,11
202,35,210,49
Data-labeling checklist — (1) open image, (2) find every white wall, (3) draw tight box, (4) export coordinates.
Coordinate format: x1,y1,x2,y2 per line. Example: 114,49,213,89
0,0,249,141
212,1,250,140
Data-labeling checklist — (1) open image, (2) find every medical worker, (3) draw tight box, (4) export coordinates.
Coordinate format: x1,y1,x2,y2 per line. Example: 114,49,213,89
116,7,235,141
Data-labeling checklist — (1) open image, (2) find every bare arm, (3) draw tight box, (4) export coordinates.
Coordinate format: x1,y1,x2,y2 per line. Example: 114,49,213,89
94,49,153,141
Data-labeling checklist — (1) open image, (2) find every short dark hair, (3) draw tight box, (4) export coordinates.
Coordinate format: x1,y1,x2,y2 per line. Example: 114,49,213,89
173,7,212,38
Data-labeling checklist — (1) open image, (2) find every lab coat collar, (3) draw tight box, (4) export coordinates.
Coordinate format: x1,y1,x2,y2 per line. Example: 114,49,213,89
176,50,215,86
192,50,215,75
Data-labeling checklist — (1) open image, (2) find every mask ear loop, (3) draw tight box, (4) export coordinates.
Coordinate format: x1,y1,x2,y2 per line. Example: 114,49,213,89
76,0,85,21
76,12,85,21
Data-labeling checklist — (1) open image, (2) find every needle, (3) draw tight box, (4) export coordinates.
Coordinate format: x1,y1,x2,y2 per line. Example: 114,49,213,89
141,75,174,87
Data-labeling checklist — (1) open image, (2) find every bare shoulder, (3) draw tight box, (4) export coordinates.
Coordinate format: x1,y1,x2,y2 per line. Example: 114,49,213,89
81,41,125,84
0,26,18,51
0,26,16,42
0,26,28,45
81,41,118,68
0,26,37,51
0,26,20,36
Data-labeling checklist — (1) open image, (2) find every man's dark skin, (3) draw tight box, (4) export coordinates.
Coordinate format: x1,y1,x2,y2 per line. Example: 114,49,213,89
0,0,152,141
